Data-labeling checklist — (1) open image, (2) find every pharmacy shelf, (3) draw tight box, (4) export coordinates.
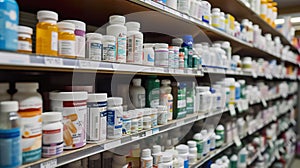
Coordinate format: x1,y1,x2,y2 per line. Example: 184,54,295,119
0,52,203,76
207,0,299,54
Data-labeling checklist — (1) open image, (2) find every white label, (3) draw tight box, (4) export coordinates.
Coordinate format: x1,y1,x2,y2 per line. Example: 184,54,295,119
18,41,32,52
127,35,143,64
229,104,236,116
40,159,57,168
75,36,85,58
106,107,123,139
87,40,102,61
116,35,127,63
103,42,116,62
79,60,99,69
87,105,107,141
104,140,121,150
58,40,75,56
51,32,58,51
45,57,63,66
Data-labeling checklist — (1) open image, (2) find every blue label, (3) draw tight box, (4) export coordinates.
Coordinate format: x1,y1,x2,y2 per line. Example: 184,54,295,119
184,159,189,168
235,88,241,100
107,110,115,126
22,148,41,163
87,101,107,108
0,0,19,51
0,128,21,167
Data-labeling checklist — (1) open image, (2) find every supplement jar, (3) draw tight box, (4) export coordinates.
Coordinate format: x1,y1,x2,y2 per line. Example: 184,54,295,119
154,43,169,67
157,105,168,125
49,91,88,149
107,97,123,139
86,33,103,61
211,8,221,29
242,57,252,72
18,26,33,53
42,112,63,157
122,111,131,135
57,21,76,58
141,149,153,168
195,86,211,113
102,35,116,62
176,144,189,168
143,43,155,66
126,22,143,64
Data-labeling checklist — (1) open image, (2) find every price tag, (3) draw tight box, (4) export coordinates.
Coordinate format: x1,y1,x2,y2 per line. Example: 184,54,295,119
44,57,63,66
152,128,159,134
150,0,164,9
104,140,121,150
79,60,99,69
234,135,242,147
229,104,236,116
176,120,185,127
261,99,267,107
181,14,189,20
252,71,258,78
146,130,152,136
41,159,57,168
237,101,243,113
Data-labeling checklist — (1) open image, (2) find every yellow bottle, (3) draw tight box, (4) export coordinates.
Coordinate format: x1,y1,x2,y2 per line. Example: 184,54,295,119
57,22,76,58
18,26,33,54
36,10,58,56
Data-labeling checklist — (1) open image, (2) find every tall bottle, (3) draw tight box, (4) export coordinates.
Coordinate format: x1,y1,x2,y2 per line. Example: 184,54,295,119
106,15,127,63
182,35,194,68
36,10,58,56
126,22,143,64
145,76,160,108
130,78,146,108
160,79,173,121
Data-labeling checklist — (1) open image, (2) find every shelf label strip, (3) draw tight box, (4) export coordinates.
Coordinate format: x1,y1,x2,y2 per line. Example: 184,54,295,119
40,159,57,168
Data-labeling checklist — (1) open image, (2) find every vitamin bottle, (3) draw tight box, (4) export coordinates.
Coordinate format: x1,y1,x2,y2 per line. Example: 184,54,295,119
13,82,43,163
185,81,194,114
211,8,221,29
171,82,187,119
176,144,189,168
86,33,103,61
0,83,10,101
107,97,123,139
193,133,204,160
160,79,173,120
145,76,160,108
143,43,155,66
141,149,153,168
42,112,63,157
230,155,238,168
106,15,127,63
158,152,173,168
102,35,116,62
152,145,162,167
201,1,211,24
0,101,21,168
126,22,143,64
0,0,19,51
187,141,197,164
57,22,76,58
238,148,248,168
220,12,226,31
224,78,236,104
18,26,33,53
155,43,169,68
36,10,58,56
177,0,191,14
130,78,146,108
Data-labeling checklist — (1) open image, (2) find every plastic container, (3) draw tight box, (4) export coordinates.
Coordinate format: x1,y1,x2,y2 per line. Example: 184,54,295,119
152,145,162,166
224,78,236,104
193,133,204,159
126,22,143,64
130,78,146,108
235,82,241,101
185,82,194,114
106,97,123,139
187,141,197,164
143,116,151,130
0,101,21,167
157,105,168,125
168,46,175,68
145,76,160,108
0,0,19,51
195,86,211,113
201,130,210,156
0,83,10,101
63,20,86,58
122,111,131,135
211,8,221,29
210,132,216,151
86,33,103,61
160,79,173,121
182,35,194,68
141,149,153,168
201,1,211,24
13,82,43,163
166,0,177,9
220,12,226,31
216,125,225,144
155,43,169,67
49,91,88,149
57,21,76,57
18,26,33,53
232,55,242,71
106,15,127,63
42,112,63,157
158,152,173,168
238,148,248,168
87,93,107,142
242,57,252,72
102,35,116,62
176,144,189,168
143,43,155,66
171,82,187,119
177,0,190,14
230,155,238,168
215,135,222,148
36,10,58,56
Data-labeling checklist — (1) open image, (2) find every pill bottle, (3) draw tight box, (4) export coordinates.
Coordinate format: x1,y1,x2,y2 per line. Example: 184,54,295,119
36,10,58,56
157,105,168,125
185,81,194,114
18,26,32,53
126,22,143,64
224,78,235,104
166,0,177,9
155,43,169,67
0,83,10,101
143,43,155,66
182,35,194,68
87,93,107,142
201,1,211,24
168,46,175,68
130,78,146,108
215,135,222,148
211,8,221,29
122,111,131,135
49,92,87,149
158,152,173,168
193,133,204,159
238,80,246,99
242,57,252,72
210,132,216,151
145,76,160,108
143,116,151,130
63,20,86,58
201,129,210,156
141,149,153,168
160,79,173,121
176,144,189,168
238,148,248,168
235,82,241,101
106,15,127,63
177,0,191,14
112,154,128,168
42,112,63,157
260,0,268,21
230,155,238,168
86,33,103,61
187,141,197,164
195,86,211,113
173,46,180,69
171,82,187,119
232,55,241,71
57,21,76,58
150,108,158,127
0,101,21,167
152,145,162,167
102,35,116,62
130,111,138,134
106,97,123,139
136,109,144,131
13,82,42,163
216,124,225,144
220,12,226,31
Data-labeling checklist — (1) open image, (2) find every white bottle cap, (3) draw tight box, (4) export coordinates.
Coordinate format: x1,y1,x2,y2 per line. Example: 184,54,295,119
143,116,151,122
231,154,238,161
125,22,140,31
193,133,203,140
216,159,223,165
18,26,33,35
42,112,62,122
161,79,171,85
0,83,9,92
176,144,189,154
243,57,252,62
200,129,208,135
142,148,151,157
238,80,246,85
155,43,169,49
212,8,221,13
102,35,116,42
58,21,75,31
152,145,161,154
37,10,58,21
109,15,126,25
49,92,88,101
86,33,102,40
63,20,86,31
161,152,173,162
156,105,167,112
87,93,107,102
107,97,123,106
16,82,39,91
132,78,142,86
222,156,229,162
220,12,225,16
143,43,154,48
216,125,225,131
187,140,197,148
213,43,221,48
0,101,18,113
172,38,183,46
232,55,240,61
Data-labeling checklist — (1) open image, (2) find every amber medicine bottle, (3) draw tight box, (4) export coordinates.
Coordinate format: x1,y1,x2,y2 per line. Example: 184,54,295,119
57,22,76,58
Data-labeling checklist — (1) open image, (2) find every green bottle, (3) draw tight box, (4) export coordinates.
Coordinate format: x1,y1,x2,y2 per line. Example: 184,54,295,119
185,81,194,114
145,76,160,107
172,82,187,119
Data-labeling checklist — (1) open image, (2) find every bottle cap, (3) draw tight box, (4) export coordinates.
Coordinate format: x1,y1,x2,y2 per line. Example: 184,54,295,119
161,152,173,162
200,129,208,135
58,21,75,31
87,93,107,102
107,97,123,106
86,33,102,40
142,148,151,157
213,43,221,48
109,15,126,25
18,26,33,35
37,10,58,21
132,78,142,86
216,124,225,131
210,87,216,94
102,35,115,41
193,133,203,140
0,83,9,92
183,35,193,47
143,43,155,48
0,101,18,113
187,140,197,148
232,55,240,61
42,112,62,122
155,43,168,49
176,144,189,154
152,145,161,154
125,22,140,31
16,82,39,91
231,154,238,161
161,79,171,85
212,8,221,13
63,20,86,31
49,91,88,101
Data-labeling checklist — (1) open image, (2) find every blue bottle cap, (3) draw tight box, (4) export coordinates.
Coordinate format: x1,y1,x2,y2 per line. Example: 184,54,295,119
182,35,193,47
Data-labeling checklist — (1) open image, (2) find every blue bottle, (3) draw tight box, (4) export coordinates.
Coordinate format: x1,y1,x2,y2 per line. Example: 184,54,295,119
0,0,19,51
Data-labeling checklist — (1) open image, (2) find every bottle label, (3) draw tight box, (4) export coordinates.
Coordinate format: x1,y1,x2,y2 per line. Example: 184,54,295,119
149,88,159,108
196,141,204,159
58,40,75,56
127,35,143,64
0,128,21,167
106,109,122,139
141,159,153,168
42,141,63,157
103,42,116,61
122,119,131,135
51,32,58,51
87,41,103,60
87,102,107,141
18,41,32,52
116,34,126,63
184,159,189,168
75,34,85,58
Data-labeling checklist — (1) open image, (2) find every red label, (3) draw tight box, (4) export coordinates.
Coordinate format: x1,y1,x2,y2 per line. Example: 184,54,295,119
63,100,87,107
43,129,61,134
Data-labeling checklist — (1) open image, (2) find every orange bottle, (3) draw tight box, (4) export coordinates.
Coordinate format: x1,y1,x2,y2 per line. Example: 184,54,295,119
57,22,76,58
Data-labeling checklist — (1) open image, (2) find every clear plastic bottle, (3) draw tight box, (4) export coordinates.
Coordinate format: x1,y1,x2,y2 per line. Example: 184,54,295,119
0,83,10,101
106,15,127,63
36,10,58,56
130,78,146,108
18,26,33,53
0,101,21,167
126,22,143,64
57,22,76,58
160,79,173,121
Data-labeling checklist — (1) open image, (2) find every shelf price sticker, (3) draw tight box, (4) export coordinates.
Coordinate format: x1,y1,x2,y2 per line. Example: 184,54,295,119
104,140,121,150
40,159,57,168
176,120,185,127
44,57,63,66
79,60,99,69
145,130,152,136
229,104,236,116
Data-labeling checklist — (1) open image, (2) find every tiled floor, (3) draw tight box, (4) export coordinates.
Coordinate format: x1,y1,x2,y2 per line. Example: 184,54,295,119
291,158,300,168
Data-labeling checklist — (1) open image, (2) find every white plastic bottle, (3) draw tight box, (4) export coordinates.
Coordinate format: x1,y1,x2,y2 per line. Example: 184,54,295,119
230,155,238,168
106,15,127,63
160,79,173,121
176,144,189,168
220,12,226,31
0,83,10,101
193,133,204,160
107,97,123,139
126,22,143,64
141,148,153,168
238,148,248,168
211,8,221,29
130,78,146,108
158,152,173,168
187,140,197,164
200,129,210,156
152,145,162,167
143,43,155,66
177,0,191,14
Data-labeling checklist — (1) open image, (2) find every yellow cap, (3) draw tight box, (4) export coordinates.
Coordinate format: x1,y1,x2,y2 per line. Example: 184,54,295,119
267,3,273,8
272,2,277,7
272,7,277,12
261,0,267,3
